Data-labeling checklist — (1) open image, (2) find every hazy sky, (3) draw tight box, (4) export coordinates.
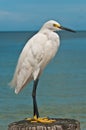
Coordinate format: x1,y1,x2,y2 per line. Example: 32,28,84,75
0,0,86,31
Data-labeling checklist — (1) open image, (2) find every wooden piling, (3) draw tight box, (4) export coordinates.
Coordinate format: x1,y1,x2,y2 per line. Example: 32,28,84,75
8,118,80,130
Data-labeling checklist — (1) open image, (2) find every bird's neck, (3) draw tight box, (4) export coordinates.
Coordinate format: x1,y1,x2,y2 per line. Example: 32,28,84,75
39,28,53,34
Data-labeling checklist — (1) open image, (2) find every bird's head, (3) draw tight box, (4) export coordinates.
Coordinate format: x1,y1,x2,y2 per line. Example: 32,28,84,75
42,20,76,33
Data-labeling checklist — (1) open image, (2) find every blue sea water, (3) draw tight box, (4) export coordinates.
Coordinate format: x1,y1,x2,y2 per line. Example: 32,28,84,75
0,31,86,130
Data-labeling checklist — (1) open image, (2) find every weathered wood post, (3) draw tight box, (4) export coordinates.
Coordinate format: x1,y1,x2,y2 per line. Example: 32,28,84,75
8,118,80,130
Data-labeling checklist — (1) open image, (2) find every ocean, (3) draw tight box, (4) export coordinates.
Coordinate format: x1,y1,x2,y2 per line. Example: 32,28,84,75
0,31,86,130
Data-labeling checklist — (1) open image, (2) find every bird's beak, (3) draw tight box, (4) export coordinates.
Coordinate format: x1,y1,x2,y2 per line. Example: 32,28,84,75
59,26,76,33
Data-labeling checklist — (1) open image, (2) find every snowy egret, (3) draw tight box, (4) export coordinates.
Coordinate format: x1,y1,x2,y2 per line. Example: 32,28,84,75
9,20,75,123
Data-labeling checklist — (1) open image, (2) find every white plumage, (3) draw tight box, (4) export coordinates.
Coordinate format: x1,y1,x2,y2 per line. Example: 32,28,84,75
9,20,75,94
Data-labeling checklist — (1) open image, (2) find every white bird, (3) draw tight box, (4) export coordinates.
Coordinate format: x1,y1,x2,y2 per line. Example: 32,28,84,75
9,20,75,122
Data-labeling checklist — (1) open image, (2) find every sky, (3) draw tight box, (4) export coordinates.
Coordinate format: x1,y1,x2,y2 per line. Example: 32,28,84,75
0,0,86,31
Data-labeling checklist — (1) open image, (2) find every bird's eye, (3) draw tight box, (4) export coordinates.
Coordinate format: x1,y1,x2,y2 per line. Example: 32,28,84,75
53,24,57,27
53,23,60,28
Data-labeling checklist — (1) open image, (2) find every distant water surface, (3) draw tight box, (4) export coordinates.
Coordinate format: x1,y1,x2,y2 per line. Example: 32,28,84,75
0,31,86,130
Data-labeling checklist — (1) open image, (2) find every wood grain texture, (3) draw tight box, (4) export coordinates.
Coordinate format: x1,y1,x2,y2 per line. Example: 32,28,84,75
8,118,80,130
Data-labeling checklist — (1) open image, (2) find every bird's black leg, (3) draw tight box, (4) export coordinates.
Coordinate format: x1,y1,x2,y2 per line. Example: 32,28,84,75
28,78,56,123
32,78,39,118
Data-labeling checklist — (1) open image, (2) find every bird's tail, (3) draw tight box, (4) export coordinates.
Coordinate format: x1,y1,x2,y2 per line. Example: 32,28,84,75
9,64,33,94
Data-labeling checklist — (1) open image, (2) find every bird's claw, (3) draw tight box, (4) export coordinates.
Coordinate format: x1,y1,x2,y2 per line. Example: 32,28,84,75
26,115,56,123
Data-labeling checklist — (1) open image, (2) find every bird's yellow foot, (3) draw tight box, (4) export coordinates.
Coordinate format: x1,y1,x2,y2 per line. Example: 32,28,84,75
26,115,56,123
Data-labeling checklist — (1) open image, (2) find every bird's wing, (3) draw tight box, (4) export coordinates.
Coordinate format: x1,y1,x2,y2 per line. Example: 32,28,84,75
9,56,33,94
9,32,47,94
28,33,48,80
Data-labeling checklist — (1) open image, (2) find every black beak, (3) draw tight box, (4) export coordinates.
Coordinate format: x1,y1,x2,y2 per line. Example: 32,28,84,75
59,26,76,33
